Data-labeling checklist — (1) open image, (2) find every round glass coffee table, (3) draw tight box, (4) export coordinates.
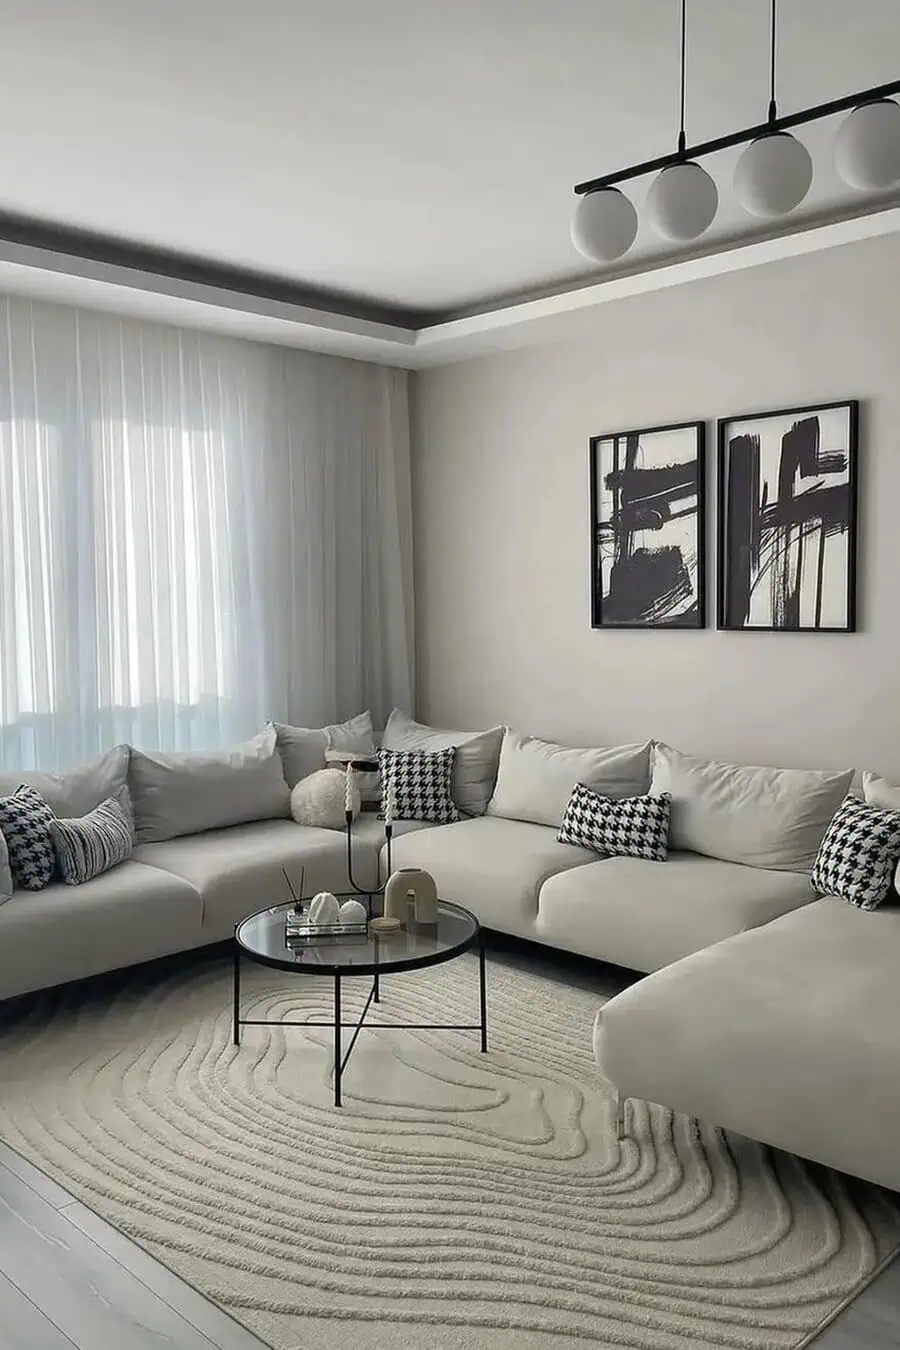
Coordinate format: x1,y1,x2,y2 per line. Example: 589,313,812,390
233,899,486,1107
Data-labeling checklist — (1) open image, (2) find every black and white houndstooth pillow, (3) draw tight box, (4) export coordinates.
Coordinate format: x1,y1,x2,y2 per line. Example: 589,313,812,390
810,795,900,910
377,746,460,825
0,783,56,890
558,782,671,861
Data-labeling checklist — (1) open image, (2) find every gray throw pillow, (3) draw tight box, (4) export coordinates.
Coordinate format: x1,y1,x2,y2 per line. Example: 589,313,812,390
128,727,291,844
50,791,134,885
381,709,503,816
272,712,376,789
0,745,130,818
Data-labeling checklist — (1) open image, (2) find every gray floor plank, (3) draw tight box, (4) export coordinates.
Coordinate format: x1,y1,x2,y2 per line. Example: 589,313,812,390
60,1201,271,1350
0,1141,77,1209
0,1269,80,1350
0,1161,224,1350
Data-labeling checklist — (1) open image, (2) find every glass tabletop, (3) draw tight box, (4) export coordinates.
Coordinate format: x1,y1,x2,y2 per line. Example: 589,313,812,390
235,899,479,976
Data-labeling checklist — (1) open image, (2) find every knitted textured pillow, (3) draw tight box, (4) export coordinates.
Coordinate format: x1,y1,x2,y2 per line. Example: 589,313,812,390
376,747,460,825
49,791,134,885
558,782,671,862
0,784,56,890
810,795,900,910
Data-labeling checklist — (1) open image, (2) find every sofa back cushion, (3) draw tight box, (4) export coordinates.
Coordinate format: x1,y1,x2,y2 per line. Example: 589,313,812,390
0,745,130,819
863,771,900,812
381,709,503,817
486,730,652,829
650,742,853,872
272,711,375,789
129,727,290,844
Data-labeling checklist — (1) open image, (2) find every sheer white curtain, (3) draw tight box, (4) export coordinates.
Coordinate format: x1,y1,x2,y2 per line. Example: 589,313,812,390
0,296,413,770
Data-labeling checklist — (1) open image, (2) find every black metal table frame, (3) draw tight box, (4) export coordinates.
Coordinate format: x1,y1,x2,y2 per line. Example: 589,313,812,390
232,912,487,1108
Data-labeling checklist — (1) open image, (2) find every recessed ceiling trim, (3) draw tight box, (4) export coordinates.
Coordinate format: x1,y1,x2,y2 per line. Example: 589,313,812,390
0,205,899,370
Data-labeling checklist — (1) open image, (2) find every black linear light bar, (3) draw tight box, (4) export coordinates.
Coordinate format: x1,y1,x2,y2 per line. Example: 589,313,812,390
574,79,900,196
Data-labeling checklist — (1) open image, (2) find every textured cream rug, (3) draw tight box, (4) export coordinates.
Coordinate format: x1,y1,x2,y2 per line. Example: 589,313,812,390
0,952,897,1350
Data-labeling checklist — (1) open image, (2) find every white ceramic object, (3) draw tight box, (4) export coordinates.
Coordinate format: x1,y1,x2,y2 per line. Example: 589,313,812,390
339,899,367,926
308,891,341,926
383,867,439,929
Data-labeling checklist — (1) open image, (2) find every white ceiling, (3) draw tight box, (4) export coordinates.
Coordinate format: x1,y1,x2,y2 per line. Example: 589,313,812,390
2,0,899,320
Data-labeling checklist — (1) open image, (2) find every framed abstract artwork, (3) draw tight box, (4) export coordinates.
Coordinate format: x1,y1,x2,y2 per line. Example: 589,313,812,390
590,420,706,628
717,400,858,632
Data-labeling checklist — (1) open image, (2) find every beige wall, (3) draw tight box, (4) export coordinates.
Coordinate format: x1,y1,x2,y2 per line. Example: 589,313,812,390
411,234,900,780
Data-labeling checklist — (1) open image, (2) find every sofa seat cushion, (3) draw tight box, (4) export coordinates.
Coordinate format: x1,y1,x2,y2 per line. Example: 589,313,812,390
593,898,900,1192
536,852,814,972
134,820,355,940
382,816,597,938
0,861,203,1002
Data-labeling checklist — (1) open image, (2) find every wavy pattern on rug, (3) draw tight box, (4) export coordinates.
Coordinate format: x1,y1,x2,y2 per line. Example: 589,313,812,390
0,953,897,1350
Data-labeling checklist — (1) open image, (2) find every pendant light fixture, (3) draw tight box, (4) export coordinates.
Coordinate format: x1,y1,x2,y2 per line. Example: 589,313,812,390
834,98,900,190
646,0,718,242
733,0,812,218
570,4,900,266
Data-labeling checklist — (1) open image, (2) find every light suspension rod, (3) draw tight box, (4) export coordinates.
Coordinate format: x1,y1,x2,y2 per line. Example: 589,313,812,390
574,78,900,195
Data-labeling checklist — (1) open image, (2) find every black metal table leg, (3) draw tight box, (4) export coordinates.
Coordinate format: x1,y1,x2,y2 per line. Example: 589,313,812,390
479,929,488,1052
374,943,380,1004
232,944,241,1045
334,971,343,1107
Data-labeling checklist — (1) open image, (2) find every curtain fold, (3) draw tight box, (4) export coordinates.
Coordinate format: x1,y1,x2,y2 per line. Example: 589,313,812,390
0,296,413,770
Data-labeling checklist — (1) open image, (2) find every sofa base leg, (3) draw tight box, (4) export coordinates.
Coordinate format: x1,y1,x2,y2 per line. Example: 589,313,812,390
615,1093,627,1141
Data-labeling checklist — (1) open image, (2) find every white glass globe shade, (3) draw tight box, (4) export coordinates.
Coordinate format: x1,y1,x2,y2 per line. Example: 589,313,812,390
646,161,718,241
570,188,638,262
834,99,900,191
734,132,813,217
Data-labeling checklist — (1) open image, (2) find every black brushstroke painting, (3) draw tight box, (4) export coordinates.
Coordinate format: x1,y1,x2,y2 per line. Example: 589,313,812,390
718,401,858,632
590,421,705,629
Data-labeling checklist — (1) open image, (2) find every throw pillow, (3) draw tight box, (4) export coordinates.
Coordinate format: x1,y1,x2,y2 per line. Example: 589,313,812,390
0,784,56,890
376,747,460,826
381,709,504,817
0,745,130,818
128,727,291,844
272,711,376,789
810,796,900,910
49,791,134,885
558,783,671,861
486,729,652,829
290,768,360,830
862,770,900,813
650,743,853,873
0,829,13,904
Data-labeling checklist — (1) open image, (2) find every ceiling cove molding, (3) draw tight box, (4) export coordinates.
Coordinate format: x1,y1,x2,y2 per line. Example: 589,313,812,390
0,205,898,369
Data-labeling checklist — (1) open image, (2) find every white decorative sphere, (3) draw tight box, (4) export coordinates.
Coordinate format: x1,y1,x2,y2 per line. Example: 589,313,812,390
646,161,718,241
339,899,367,926
734,132,813,217
834,99,900,190
290,768,359,830
308,892,341,926
570,188,638,262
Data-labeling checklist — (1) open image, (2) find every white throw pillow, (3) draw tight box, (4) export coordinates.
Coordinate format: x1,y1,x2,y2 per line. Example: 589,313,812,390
862,770,900,813
129,727,291,844
290,768,360,831
382,709,504,816
486,729,652,829
0,830,12,904
272,711,376,789
650,743,853,872
0,744,130,819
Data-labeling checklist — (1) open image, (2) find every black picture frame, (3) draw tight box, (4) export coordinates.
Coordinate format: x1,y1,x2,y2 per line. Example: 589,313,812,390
717,400,859,633
589,420,706,629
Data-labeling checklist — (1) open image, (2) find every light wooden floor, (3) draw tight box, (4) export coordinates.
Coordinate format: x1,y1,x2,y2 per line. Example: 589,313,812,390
0,939,898,1349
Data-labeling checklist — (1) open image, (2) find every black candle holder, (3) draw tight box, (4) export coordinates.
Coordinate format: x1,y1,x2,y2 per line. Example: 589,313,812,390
343,757,392,897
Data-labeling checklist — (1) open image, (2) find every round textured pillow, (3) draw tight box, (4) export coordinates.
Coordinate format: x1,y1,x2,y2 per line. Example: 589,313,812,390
290,769,360,830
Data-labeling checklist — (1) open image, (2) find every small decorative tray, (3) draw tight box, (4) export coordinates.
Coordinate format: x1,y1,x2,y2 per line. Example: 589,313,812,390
285,919,369,945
